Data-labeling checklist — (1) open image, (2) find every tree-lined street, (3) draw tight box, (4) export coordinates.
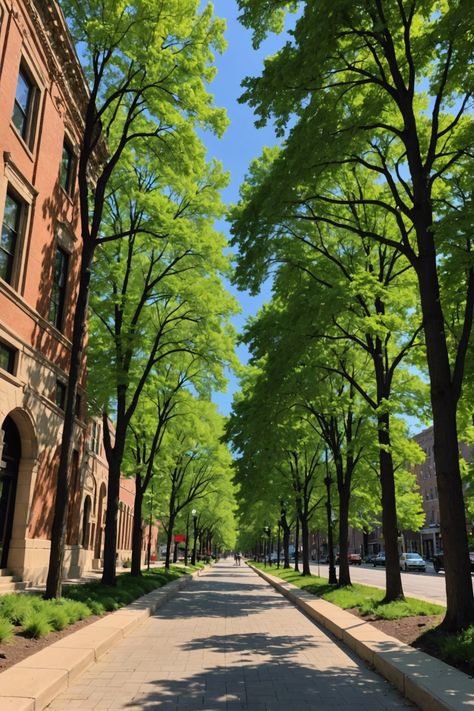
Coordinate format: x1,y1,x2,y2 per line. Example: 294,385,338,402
1,0,474,706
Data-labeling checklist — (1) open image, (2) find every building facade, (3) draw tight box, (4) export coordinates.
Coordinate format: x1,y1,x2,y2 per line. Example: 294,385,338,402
0,0,90,583
0,1,156,584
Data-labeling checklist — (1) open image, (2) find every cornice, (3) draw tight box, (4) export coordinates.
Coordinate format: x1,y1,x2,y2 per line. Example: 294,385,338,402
19,1,89,137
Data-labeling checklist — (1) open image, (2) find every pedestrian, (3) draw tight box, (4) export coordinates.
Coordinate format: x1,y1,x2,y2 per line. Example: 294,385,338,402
234,552,237,566
237,552,241,566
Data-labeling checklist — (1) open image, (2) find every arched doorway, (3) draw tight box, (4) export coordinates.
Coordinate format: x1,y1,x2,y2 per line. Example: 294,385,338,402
0,417,21,568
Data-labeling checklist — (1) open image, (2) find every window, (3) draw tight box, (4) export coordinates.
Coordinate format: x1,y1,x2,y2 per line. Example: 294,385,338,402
60,141,75,195
12,65,37,146
49,247,69,330
0,342,16,374
91,420,101,455
0,193,22,284
75,392,81,419
55,380,66,410
81,496,92,548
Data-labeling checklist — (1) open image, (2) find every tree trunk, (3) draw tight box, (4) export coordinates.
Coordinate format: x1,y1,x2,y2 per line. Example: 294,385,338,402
184,515,189,566
101,451,122,586
131,478,144,577
165,515,175,569
326,484,337,585
337,480,351,587
294,515,299,572
45,242,94,598
300,514,311,576
417,257,474,630
378,412,404,602
282,518,290,568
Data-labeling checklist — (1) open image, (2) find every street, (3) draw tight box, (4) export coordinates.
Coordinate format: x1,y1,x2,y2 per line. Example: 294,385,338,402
309,562,466,607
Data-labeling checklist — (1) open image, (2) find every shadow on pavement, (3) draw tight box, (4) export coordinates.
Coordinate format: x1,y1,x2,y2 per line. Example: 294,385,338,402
121,630,409,710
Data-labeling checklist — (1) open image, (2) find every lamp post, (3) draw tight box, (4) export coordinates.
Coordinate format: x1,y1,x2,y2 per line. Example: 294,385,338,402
191,508,198,565
324,450,338,584
264,525,271,566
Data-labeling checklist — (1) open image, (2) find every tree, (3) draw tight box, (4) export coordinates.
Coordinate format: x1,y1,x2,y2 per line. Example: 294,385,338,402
47,0,227,597
157,398,233,568
234,0,474,631
87,150,235,585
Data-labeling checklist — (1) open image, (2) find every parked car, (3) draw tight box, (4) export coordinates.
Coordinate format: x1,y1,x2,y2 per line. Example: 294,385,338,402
433,551,474,573
363,553,377,564
399,552,426,572
373,552,386,567
347,553,362,565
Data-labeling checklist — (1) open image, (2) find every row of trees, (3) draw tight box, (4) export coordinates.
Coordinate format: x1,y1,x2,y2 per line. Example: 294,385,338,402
229,0,473,634
45,0,237,596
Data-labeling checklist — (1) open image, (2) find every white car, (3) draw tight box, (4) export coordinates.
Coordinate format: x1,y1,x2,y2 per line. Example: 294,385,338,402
399,552,426,572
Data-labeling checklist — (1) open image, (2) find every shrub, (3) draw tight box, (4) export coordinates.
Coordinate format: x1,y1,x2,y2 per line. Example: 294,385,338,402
62,600,91,623
23,611,53,638
439,626,474,668
85,598,106,615
0,617,14,642
44,602,70,631
100,596,121,611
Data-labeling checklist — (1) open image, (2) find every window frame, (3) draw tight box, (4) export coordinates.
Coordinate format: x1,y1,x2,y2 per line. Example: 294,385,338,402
55,380,67,411
0,341,16,375
11,62,39,150
48,245,69,331
0,191,23,286
60,140,76,196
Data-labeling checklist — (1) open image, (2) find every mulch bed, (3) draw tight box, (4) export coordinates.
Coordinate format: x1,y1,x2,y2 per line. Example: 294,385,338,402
0,613,107,673
346,608,444,645
348,608,474,678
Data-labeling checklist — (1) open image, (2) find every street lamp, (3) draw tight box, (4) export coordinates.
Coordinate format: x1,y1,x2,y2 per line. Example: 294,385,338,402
191,508,198,565
264,525,271,566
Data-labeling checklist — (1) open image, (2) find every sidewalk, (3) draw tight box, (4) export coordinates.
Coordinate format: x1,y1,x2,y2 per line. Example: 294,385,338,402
44,559,413,711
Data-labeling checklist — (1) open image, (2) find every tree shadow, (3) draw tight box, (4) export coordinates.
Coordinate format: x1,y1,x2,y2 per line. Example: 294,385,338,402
152,579,288,620
113,629,410,710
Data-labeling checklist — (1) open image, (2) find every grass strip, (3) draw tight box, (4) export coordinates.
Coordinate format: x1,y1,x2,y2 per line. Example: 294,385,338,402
251,562,444,618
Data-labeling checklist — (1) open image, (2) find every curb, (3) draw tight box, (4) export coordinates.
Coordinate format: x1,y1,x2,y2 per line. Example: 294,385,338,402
249,564,474,711
0,567,206,711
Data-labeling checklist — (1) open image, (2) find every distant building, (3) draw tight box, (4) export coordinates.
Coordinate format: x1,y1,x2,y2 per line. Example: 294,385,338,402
412,425,473,558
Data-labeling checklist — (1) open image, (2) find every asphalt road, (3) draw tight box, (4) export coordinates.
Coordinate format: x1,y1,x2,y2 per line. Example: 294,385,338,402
309,562,452,606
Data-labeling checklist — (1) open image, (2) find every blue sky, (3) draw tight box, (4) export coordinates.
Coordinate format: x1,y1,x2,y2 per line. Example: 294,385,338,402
204,1,289,415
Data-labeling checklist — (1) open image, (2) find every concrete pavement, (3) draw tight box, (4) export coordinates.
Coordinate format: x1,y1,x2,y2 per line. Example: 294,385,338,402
42,560,414,711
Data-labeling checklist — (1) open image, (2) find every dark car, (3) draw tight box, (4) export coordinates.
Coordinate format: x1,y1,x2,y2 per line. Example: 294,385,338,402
373,552,386,567
363,553,377,564
433,551,474,573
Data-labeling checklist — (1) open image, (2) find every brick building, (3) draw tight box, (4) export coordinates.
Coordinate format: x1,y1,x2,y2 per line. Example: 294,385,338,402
0,1,157,584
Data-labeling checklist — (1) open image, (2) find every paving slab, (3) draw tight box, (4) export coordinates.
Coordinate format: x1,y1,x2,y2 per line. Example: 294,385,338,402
45,560,414,711
252,564,474,710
